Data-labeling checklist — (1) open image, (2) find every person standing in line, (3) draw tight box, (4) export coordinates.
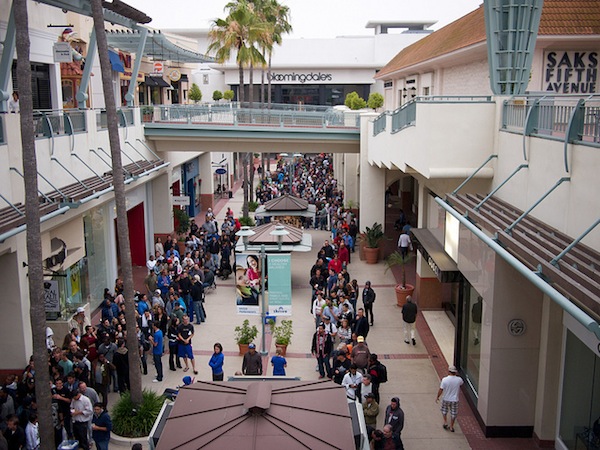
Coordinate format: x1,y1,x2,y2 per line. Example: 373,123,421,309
271,347,287,376
362,393,379,428
401,295,418,346
342,364,363,401
436,365,464,432
311,324,333,379
8,92,19,113
91,403,112,450
382,424,404,450
24,413,39,450
70,390,93,450
177,315,198,375
149,322,164,382
242,343,263,375
208,343,225,381
384,397,405,443
397,231,412,260
167,317,181,371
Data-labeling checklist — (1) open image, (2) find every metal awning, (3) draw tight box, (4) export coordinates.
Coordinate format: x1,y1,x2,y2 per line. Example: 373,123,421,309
108,49,124,73
410,228,461,283
144,76,170,88
106,29,214,63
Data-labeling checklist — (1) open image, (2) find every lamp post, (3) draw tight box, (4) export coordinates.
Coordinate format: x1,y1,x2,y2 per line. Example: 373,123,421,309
236,226,255,251
270,224,290,251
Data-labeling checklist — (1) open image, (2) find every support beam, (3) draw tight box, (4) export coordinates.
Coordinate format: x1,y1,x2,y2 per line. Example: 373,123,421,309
76,29,96,108
0,4,16,112
125,27,147,106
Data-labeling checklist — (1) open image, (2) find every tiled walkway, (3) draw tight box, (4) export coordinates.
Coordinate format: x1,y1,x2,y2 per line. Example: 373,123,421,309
123,182,543,449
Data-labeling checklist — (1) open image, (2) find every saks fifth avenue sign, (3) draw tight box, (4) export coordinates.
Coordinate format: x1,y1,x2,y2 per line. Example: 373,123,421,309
544,51,598,94
268,72,332,84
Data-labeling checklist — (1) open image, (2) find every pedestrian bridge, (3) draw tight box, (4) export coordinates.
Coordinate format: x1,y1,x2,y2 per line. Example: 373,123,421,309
142,104,361,154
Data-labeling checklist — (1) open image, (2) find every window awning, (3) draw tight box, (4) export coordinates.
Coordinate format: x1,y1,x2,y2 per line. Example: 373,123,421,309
410,228,461,283
144,76,171,88
106,29,214,63
108,49,124,73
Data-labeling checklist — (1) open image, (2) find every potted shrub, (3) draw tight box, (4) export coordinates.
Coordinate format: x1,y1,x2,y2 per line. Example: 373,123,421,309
234,319,258,355
363,222,385,264
173,207,191,237
189,83,203,103
268,319,293,356
385,251,415,306
212,90,223,101
367,92,384,111
141,105,154,122
223,89,235,101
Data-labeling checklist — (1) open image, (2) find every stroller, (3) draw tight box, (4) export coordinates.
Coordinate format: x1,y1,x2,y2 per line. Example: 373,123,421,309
217,258,232,280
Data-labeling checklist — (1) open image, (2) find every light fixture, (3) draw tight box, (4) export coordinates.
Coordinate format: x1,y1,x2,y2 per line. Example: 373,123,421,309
269,224,290,251
236,226,256,251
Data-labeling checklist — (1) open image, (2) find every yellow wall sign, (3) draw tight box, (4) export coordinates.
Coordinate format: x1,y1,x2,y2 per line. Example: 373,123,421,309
168,69,182,82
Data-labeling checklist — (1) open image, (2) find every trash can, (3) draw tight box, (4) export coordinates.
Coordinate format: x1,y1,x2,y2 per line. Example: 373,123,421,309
58,440,79,450
228,191,233,198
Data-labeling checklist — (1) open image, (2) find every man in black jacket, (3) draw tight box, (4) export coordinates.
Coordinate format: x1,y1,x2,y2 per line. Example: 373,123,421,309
353,308,370,339
191,275,205,325
401,295,418,345
362,281,376,326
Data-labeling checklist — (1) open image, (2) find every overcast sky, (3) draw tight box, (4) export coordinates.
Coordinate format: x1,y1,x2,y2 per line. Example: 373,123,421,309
125,0,483,38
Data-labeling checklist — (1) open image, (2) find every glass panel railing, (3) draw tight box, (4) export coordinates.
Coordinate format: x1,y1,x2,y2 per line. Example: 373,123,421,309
96,110,107,130
0,115,4,144
373,113,386,136
65,110,86,133
391,101,416,133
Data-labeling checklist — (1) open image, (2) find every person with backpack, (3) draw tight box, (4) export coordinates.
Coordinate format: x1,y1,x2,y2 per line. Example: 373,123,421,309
367,353,388,403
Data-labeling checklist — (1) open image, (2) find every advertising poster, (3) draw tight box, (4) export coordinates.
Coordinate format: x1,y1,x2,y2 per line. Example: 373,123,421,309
235,253,261,315
44,280,60,313
267,254,292,316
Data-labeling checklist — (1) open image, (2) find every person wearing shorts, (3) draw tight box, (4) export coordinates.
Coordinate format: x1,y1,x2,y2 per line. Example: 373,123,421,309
436,365,464,432
177,315,197,375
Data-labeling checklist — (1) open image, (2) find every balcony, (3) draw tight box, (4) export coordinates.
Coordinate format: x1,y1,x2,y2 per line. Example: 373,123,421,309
368,96,496,178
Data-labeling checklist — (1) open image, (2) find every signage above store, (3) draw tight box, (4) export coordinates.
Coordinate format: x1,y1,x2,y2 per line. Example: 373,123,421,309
153,61,164,75
168,69,182,82
215,168,227,175
53,42,73,63
544,51,598,94
268,71,333,84
172,195,190,206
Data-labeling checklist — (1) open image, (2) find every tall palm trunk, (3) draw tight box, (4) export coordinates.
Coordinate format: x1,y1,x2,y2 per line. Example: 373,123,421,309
90,0,142,405
242,153,250,217
14,1,54,447
238,62,245,104
248,61,254,108
267,51,273,108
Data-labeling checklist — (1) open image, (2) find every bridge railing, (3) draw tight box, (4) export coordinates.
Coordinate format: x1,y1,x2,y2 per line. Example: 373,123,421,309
149,105,360,129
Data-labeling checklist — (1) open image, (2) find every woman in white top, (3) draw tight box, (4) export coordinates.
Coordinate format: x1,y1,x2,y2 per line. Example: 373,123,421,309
8,91,19,113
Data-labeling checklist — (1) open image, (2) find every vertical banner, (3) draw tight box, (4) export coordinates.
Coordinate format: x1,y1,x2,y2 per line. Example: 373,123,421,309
235,253,261,315
267,254,292,316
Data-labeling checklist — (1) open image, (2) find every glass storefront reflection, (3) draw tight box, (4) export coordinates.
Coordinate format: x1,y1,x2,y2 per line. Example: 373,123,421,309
460,282,482,401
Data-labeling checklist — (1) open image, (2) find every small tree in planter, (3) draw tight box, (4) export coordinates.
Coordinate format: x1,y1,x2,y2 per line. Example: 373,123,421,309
141,105,154,122
223,89,235,101
173,207,191,237
189,83,203,103
212,90,223,101
234,319,258,354
385,251,415,306
367,92,384,110
268,319,293,356
363,222,385,264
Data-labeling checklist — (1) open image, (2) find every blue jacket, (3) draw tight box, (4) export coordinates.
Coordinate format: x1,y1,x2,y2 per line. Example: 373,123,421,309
92,410,112,443
209,352,224,375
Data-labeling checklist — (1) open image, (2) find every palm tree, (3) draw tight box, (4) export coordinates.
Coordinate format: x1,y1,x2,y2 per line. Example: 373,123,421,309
262,0,292,107
208,0,269,106
13,1,54,447
90,0,143,405
209,0,270,215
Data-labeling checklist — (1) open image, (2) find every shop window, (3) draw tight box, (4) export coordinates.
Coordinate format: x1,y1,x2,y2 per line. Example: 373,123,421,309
47,258,90,320
62,80,75,108
558,330,600,449
459,283,482,403
12,61,52,109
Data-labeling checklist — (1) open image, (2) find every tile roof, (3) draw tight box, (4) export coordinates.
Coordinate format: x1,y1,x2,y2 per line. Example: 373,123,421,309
376,0,600,79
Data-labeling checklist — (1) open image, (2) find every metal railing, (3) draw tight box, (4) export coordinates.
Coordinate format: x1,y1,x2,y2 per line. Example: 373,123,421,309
503,94,600,144
373,113,387,136
0,115,4,144
148,104,359,129
391,101,417,133
32,110,88,138
96,110,108,130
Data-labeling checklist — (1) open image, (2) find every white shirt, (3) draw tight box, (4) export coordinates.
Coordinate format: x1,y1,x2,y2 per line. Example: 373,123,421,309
440,374,464,402
342,371,363,400
25,422,39,450
398,233,411,248
71,393,93,422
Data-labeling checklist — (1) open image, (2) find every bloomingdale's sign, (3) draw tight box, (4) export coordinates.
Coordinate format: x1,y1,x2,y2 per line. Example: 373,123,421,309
268,72,333,84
